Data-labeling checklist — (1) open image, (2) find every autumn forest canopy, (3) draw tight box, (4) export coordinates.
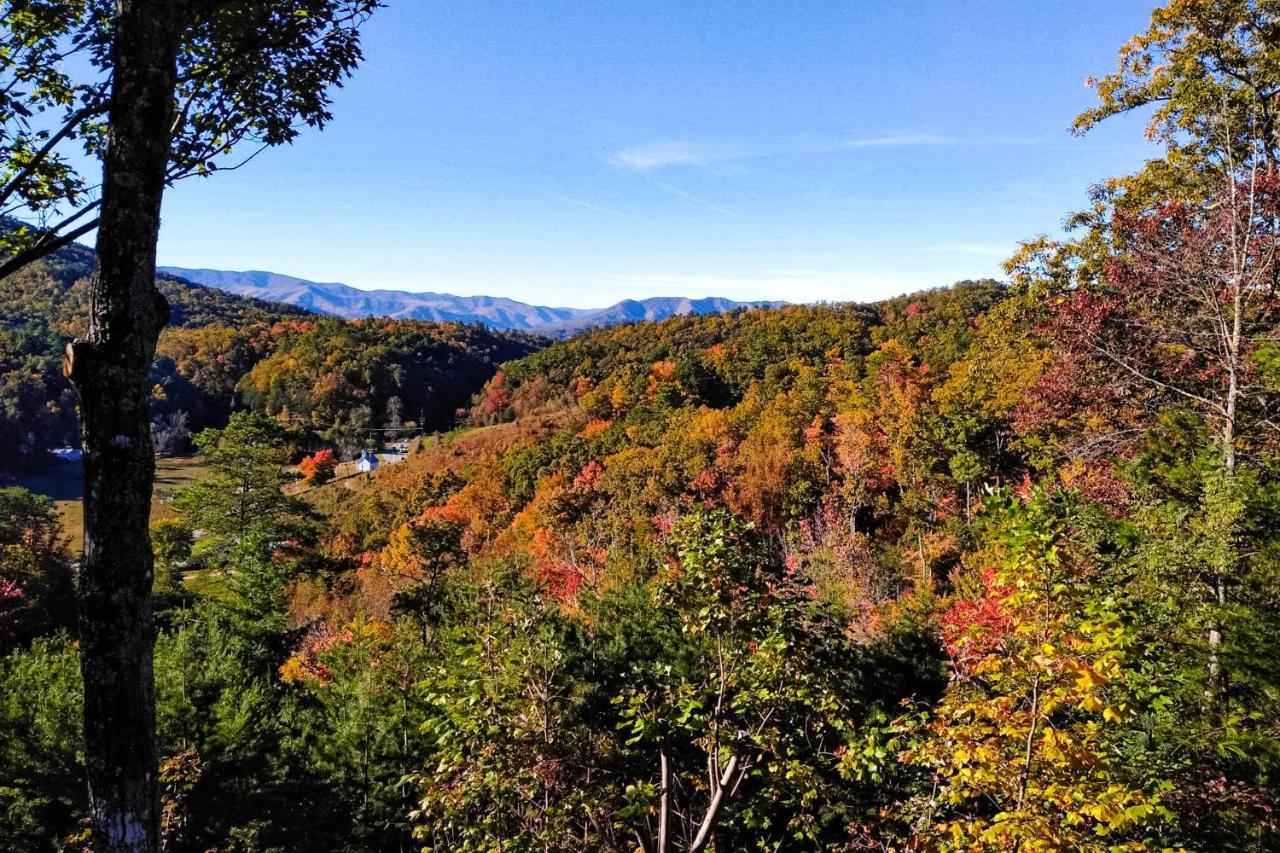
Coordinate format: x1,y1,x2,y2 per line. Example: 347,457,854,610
3,1,1280,851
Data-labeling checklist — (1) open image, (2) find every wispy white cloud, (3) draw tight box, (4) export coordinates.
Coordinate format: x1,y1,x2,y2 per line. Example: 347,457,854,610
839,133,957,148
546,193,635,219
921,241,1010,258
605,132,1035,172
652,181,738,217
605,140,746,171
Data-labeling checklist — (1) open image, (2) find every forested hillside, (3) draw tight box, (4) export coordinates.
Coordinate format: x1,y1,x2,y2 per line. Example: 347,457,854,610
0,238,311,463
7,260,1279,848
239,317,541,438
3,2,1280,852
0,240,544,467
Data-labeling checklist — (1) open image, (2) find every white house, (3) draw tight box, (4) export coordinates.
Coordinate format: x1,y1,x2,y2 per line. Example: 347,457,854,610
356,450,380,473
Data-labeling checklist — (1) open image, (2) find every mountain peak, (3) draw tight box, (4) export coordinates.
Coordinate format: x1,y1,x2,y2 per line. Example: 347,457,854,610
159,267,784,334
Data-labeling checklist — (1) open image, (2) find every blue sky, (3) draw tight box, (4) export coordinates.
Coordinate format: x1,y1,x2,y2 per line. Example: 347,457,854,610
156,0,1160,309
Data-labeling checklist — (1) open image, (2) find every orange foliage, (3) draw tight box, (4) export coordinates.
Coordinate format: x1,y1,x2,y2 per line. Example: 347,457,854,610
645,359,680,401
299,449,337,483
577,419,613,438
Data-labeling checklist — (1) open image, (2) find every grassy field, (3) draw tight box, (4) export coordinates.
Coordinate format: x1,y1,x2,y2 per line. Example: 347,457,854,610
3,456,213,555
5,421,566,556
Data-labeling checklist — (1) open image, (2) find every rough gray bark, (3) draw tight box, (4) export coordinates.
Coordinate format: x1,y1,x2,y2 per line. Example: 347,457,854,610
63,1,180,849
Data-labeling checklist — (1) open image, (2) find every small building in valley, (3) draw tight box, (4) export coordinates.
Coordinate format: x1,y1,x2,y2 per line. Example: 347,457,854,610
356,450,380,473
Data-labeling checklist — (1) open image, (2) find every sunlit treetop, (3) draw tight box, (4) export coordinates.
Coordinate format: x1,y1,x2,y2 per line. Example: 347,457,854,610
1077,0,1280,202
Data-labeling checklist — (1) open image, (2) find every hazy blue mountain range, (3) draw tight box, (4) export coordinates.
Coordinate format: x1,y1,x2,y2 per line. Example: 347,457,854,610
160,267,783,334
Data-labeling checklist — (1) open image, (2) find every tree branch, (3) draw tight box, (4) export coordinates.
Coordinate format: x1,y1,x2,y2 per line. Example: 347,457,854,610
0,105,101,211
0,217,99,280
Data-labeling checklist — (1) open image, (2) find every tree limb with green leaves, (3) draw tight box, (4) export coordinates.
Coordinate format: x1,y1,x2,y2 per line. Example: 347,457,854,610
0,0,379,279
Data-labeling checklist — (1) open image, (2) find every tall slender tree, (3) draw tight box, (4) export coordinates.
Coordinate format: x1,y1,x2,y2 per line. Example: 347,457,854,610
1,1,380,848
1011,1,1280,710
1012,159,1280,707
65,5,178,844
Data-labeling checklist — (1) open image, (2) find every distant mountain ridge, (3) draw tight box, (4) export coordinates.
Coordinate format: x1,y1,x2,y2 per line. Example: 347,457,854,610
160,267,783,334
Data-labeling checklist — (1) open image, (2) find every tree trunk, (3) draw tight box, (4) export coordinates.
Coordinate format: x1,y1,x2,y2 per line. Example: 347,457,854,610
657,747,671,853
1207,260,1244,704
688,753,743,853
64,2,180,849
